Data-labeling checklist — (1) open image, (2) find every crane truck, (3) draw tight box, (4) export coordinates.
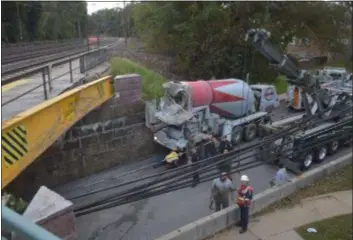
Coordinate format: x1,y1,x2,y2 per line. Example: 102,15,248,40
287,69,352,111
244,28,352,172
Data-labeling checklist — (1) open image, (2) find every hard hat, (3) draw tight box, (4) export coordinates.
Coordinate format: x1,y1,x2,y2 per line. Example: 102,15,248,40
240,175,249,181
221,172,227,176
172,147,177,151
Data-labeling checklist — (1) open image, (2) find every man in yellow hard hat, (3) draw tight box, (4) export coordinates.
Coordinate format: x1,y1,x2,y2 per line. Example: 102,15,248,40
164,147,181,167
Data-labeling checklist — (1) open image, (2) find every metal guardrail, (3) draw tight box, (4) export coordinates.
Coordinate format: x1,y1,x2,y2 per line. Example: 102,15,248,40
2,205,62,240
1,40,122,108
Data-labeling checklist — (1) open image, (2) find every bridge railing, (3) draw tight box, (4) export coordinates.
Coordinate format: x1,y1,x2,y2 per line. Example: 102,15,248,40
2,41,122,109
2,205,62,240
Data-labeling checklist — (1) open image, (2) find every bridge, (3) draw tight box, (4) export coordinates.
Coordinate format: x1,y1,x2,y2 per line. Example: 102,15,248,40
1,38,125,188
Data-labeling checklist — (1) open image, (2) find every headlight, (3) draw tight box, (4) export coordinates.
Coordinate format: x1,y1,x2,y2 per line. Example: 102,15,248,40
154,136,158,141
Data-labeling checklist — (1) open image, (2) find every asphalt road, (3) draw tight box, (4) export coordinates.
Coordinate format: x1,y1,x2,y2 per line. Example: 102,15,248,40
54,102,352,240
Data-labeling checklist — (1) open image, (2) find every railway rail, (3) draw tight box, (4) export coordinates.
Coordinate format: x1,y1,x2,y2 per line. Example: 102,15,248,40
1,39,122,85
2,41,86,65
1,39,118,76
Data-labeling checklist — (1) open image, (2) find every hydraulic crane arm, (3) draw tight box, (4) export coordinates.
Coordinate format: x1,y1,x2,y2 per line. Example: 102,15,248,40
244,28,352,119
245,29,301,81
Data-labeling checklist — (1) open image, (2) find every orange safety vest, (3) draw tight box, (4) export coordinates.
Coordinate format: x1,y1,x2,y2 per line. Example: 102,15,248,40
237,185,253,206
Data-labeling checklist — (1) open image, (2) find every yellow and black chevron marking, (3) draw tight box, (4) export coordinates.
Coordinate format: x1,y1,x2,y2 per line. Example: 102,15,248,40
2,125,28,167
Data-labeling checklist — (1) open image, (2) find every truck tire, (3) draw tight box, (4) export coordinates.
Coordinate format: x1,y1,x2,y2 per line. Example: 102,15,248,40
243,123,257,142
327,140,339,155
231,128,242,145
299,151,314,171
314,146,327,163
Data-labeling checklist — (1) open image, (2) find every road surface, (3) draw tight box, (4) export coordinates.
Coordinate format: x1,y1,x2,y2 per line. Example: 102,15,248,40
54,102,352,240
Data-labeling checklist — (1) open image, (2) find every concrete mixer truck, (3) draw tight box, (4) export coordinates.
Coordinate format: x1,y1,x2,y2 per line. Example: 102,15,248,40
145,78,280,162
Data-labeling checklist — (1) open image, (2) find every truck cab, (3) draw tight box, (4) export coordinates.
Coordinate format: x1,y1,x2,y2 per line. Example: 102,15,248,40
250,84,279,112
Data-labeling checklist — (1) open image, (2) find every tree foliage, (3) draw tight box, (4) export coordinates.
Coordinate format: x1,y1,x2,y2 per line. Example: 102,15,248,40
1,1,87,43
131,1,352,81
86,5,134,37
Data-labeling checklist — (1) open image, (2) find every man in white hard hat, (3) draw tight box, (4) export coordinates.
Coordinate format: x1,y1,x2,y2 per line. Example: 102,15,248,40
236,175,253,234
210,172,236,211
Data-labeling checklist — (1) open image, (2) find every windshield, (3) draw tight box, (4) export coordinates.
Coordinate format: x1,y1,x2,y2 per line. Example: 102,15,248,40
170,125,182,131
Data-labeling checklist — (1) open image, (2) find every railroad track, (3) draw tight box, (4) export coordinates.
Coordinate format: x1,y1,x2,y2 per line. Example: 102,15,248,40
1,39,117,73
2,40,86,64
1,40,124,85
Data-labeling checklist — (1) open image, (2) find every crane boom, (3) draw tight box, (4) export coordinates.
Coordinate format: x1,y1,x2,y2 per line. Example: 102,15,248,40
245,29,301,80
245,28,351,119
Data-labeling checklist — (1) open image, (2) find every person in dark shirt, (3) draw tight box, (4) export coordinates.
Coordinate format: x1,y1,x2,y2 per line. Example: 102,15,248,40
206,136,219,158
218,136,233,178
219,135,232,153
190,149,201,187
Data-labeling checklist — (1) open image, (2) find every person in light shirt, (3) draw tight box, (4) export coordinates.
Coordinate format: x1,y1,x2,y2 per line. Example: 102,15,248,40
270,163,292,187
210,172,236,211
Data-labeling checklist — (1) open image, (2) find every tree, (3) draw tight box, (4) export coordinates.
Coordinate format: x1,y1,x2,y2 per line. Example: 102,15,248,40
131,1,351,81
1,1,87,43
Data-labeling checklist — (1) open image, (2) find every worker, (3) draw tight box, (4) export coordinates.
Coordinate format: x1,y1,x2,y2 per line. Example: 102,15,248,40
206,136,219,158
219,135,232,154
217,149,233,181
210,172,236,212
164,147,180,167
198,139,206,160
236,175,253,234
270,163,292,187
191,149,200,187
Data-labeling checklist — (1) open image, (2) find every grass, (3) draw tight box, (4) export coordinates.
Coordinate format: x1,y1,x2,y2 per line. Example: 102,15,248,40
253,164,352,217
110,57,166,100
274,75,288,94
327,59,353,72
296,213,352,240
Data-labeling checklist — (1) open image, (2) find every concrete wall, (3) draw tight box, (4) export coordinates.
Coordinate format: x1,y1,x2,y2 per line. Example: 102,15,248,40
6,74,162,201
14,186,77,240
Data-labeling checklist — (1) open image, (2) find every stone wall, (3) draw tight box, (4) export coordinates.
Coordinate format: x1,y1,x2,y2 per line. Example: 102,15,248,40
6,74,162,201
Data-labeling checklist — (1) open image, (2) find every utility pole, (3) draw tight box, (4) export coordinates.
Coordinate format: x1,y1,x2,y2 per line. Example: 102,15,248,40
77,20,81,39
16,2,23,41
123,0,127,47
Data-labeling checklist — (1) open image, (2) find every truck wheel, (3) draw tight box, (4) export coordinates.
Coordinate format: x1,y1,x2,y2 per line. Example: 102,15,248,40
243,123,257,142
328,140,339,155
314,146,327,163
300,151,314,171
231,128,242,145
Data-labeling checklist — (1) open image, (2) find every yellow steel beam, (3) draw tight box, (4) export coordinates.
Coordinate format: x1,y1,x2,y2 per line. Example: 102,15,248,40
1,75,114,188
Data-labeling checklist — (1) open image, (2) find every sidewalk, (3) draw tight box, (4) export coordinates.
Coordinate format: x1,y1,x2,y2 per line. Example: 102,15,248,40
210,190,352,240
